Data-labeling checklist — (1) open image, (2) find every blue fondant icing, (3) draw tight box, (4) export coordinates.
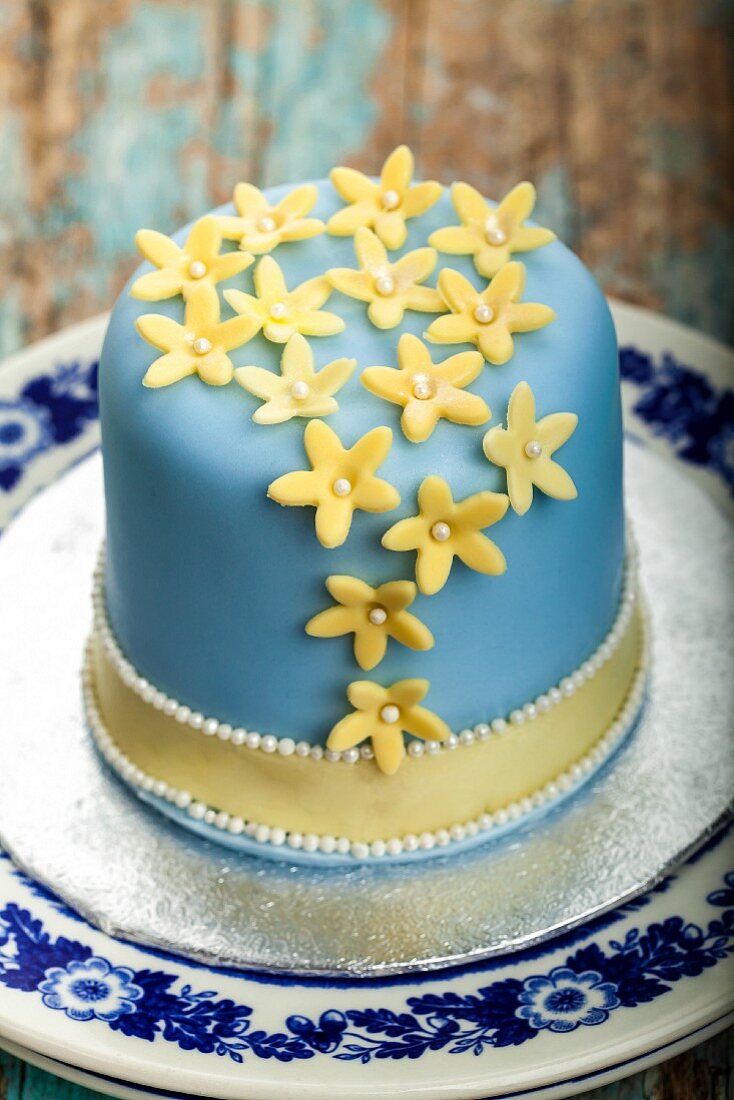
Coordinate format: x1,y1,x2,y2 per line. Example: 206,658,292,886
100,180,624,744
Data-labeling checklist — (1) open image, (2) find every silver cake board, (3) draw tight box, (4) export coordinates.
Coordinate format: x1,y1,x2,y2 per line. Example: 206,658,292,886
0,441,732,977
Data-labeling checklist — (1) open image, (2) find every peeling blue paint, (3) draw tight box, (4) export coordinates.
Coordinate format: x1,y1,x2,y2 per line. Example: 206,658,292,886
648,225,734,345
535,163,576,248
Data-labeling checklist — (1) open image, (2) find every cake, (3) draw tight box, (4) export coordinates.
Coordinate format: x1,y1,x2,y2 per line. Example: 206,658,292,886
85,146,646,863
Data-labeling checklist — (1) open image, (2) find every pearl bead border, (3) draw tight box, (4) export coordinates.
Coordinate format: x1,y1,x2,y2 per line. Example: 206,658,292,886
83,600,649,859
91,530,640,763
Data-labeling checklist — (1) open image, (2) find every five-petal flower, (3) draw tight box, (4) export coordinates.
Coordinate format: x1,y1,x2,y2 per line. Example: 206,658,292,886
361,333,490,443
382,475,508,595
429,181,555,277
306,575,434,670
483,381,578,515
224,256,345,344
130,217,254,302
425,262,555,365
326,227,445,329
216,182,325,253
235,333,355,424
327,145,443,250
136,283,260,388
327,678,449,775
268,420,400,548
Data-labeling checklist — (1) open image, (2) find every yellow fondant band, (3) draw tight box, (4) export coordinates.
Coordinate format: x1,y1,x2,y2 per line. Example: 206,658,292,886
90,606,642,844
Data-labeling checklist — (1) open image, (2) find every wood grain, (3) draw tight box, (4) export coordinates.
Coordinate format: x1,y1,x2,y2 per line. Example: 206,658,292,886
0,0,731,358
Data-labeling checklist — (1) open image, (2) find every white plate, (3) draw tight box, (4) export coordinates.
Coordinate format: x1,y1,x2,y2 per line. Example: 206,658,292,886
0,303,732,1098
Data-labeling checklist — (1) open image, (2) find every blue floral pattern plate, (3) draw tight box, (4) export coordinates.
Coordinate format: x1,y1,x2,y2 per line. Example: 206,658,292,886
0,304,732,1099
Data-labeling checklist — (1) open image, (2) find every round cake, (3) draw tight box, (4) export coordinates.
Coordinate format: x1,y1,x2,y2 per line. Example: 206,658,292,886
86,146,646,862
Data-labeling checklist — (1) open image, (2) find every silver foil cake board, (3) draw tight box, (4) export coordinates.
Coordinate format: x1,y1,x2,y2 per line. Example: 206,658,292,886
0,440,732,978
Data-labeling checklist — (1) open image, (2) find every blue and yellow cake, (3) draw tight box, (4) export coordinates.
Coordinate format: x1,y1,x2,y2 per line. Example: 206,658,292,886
85,147,646,862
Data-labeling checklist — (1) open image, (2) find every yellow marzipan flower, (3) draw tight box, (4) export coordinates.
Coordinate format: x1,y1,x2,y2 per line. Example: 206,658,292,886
327,145,443,250
130,217,254,301
425,262,555,366
306,575,434,671
216,182,325,254
361,333,490,443
136,283,260,388
235,333,355,425
382,475,508,595
429,181,555,278
326,227,445,329
327,678,450,775
224,255,345,345
268,420,400,548
483,381,578,515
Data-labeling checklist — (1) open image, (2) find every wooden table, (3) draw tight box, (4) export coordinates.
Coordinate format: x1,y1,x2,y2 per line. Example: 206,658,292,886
0,1,731,1094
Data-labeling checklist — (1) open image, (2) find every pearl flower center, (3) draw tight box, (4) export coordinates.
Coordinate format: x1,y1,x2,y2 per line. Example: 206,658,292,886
269,302,288,320
381,189,400,211
257,215,277,233
474,303,494,325
380,704,400,724
192,336,212,356
332,477,352,497
290,381,310,401
525,439,543,459
368,605,388,626
431,521,451,542
412,373,434,400
485,218,507,246
188,260,207,279
375,274,395,296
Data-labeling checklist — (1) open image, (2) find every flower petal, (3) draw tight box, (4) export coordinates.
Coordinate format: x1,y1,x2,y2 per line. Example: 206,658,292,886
425,313,477,346
216,215,249,241
457,489,509,529
233,182,268,218
130,269,184,301
374,210,407,250
497,181,536,229
390,678,429,708
392,246,436,286
417,542,454,595
402,703,450,742
511,226,556,252
478,326,515,365
185,216,220,259
507,380,537,435
482,426,516,469
327,202,374,236
474,244,511,278
418,474,454,518
142,352,195,389
295,309,345,337
367,297,405,329
381,516,426,552
402,399,440,443
217,314,262,351
268,470,320,507
387,610,434,652
380,145,413,194
532,460,578,501
375,580,416,611
326,575,376,607
371,728,405,775
288,275,332,311
348,680,387,711
305,605,359,639
433,349,484,387
401,180,443,217
280,331,313,379
428,225,478,255
506,302,557,333
438,390,491,428
354,226,388,273
507,465,533,515
252,400,296,425
348,424,393,472
279,218,326,242
313,356,356,396
361,365,410,406
135,314,183,352
235,366,283,401
304,418,344,467
485,261,526,306
454,530,507,575
275,183,318,220
330,166,376,203
354,627,388,671
198,348,234,386
327,268,375,303
135,229,181,267
213,251,255,282
327,711,372,753
263,320,295,343
223,288,262,320
184,281,221,332
452,180,490,225
254,255,289,302
535,411,578,452
402,286,446,314
438,268,480,313
353,476,400,513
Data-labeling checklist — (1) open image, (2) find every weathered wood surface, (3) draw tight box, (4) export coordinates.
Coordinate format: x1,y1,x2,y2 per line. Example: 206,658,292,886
0,0,732,360
0,1026,733,1098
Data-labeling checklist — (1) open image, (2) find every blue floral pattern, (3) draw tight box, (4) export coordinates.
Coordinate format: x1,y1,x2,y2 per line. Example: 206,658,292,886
0,867,731,1064
0,359,98,492
619,346,734,495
